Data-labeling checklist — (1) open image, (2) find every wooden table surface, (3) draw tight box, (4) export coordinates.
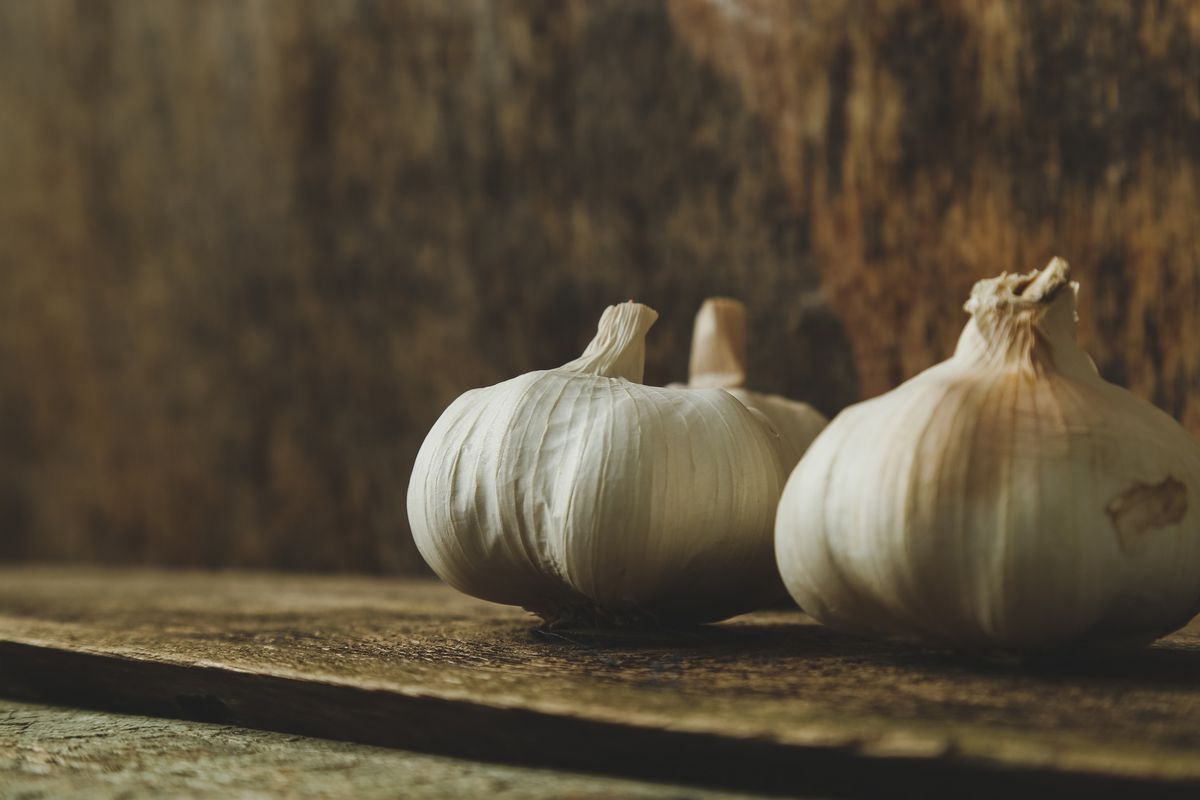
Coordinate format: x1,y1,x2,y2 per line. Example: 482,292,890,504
3,567,1200,798
1,698,765,799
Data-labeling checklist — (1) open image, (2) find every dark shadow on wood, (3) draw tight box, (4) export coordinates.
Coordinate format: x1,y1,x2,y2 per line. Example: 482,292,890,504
524,620,1200,699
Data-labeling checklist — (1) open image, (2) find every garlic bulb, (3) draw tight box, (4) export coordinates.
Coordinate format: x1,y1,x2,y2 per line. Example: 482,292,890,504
776,258,1200,655
408,301,789,627
683,298,827,470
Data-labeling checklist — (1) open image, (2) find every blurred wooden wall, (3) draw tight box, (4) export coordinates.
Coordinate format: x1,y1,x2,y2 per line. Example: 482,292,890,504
0,0,1197,572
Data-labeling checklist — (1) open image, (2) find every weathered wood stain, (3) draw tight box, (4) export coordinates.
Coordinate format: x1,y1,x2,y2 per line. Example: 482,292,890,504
0,1,1197,571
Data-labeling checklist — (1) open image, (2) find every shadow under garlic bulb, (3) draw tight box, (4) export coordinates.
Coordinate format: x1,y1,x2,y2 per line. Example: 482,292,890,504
776,258,1200,657
408,302,791,628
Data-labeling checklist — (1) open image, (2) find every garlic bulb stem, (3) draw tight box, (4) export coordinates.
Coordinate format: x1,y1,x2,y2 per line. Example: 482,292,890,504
561,302,657,381
956,256,1096,380
687,298,748,390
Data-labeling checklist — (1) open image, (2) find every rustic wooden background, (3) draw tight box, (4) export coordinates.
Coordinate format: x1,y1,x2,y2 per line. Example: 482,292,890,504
0,0,1197,572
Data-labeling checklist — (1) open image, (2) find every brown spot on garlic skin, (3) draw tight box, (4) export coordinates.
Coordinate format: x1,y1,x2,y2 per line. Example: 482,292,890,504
1107,477,1188,554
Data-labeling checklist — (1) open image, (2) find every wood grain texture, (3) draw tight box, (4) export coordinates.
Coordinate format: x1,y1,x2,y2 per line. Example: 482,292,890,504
670,0,1200,408
1,699,766,800
3,567,1200,797
0,1,1197,571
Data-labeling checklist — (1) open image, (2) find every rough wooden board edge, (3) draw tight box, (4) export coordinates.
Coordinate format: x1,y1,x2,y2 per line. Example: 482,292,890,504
0,641,1195,799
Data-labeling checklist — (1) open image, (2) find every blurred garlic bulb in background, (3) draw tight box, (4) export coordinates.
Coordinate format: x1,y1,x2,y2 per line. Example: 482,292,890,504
679,297,828,613
408,301,790,628
684,298,827,470
776,258,1200,656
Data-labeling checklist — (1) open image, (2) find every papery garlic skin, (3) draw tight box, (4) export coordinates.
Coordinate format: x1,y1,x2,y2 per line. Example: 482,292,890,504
408,302,789,626
724,389,827,472
684,298,828,470
776,258,1200,655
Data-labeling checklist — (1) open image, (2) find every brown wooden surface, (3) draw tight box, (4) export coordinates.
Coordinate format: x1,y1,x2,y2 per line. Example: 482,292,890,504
1,1,1198,571
2,699,764,800
3,568,1200,797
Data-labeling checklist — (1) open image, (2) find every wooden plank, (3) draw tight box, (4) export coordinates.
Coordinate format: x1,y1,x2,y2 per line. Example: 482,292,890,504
0,699,766,799
3,567,1200,797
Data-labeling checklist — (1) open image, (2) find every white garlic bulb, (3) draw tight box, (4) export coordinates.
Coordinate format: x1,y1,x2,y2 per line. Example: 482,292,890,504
776,258,1200,655
408,301,789,627
683,298,827,470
